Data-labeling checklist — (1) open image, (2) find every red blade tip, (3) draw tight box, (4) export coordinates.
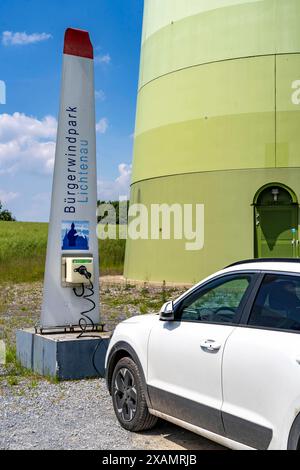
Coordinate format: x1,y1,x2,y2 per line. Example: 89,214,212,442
63,28,93,59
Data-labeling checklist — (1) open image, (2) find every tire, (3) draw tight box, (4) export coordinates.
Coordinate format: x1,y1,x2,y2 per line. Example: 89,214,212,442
111,356,158,432
288,413,300,450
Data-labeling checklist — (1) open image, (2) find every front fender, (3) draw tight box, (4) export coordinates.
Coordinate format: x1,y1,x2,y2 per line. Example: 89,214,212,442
105,341,152,409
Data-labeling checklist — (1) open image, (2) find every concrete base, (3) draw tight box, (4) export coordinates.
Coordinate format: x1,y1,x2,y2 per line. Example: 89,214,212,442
16,328,110,380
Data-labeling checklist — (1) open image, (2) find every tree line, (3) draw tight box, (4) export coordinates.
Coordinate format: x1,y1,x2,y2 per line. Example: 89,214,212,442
0,200,130,223
0,201,15,221
97,200,129,225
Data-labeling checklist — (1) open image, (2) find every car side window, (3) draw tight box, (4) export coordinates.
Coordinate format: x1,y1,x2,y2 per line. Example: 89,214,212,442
248,274,300,332
177,274,254,324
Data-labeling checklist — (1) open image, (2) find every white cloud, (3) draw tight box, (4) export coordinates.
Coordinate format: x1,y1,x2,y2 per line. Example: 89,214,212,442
98,163,132,201
95,53,111,65
96,117,109,134
0,112,57,175
0,189,19,204
2,31,52,46
95,89,106,101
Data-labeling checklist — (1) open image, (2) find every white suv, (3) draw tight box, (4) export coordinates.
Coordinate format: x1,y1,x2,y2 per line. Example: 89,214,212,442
105,260,300,450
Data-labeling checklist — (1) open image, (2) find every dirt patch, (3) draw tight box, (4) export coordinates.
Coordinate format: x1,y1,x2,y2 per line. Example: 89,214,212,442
0,278,187,346
132,420,225,450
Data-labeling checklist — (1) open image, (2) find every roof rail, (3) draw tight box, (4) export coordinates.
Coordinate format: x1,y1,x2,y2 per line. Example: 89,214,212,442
226,258,300,268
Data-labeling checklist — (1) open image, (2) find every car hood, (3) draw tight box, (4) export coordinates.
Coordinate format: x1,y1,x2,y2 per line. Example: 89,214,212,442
121,313,159,325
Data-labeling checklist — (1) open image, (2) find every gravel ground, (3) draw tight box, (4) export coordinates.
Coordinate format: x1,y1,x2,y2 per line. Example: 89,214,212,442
0,377,224,450
0,378,133,450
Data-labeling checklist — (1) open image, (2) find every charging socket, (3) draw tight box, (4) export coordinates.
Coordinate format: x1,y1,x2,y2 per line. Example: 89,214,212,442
61,256,94,287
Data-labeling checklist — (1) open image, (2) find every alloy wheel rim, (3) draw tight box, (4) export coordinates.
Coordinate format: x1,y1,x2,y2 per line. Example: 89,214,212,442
114,368,137,422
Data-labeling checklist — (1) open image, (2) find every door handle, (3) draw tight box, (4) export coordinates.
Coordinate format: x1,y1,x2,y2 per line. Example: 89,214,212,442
200,339,222,352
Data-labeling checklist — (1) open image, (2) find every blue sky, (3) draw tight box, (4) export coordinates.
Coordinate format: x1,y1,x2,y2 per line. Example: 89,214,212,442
0,0,144,221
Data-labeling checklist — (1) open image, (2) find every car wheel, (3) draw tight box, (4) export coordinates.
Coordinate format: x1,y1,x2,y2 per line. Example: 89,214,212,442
111,356,158,432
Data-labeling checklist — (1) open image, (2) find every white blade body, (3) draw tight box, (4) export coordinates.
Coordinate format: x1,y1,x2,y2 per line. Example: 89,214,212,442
41,51,99,328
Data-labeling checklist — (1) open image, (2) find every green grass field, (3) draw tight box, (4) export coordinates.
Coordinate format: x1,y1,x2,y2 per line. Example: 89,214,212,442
0,221,125,283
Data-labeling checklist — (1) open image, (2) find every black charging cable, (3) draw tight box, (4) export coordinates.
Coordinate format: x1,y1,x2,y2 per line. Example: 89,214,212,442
73,265,103,377
73,265,96,337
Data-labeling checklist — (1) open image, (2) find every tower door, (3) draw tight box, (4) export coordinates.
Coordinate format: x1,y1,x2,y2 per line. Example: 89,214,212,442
254,185,299,259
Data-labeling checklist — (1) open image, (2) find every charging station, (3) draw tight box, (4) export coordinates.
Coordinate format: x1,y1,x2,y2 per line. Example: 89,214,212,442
16,28,109,380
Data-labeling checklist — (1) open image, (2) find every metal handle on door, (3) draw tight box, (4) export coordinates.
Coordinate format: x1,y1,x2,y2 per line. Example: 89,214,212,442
200,339,222,352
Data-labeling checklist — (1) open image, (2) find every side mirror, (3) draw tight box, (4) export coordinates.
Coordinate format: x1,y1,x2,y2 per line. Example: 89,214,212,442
159,301,175,321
